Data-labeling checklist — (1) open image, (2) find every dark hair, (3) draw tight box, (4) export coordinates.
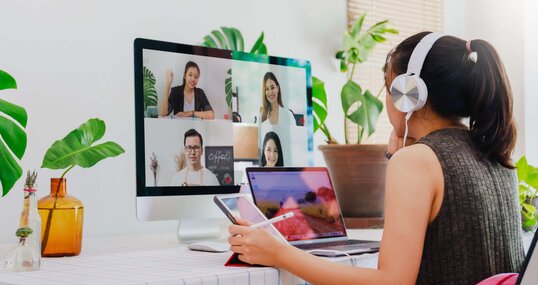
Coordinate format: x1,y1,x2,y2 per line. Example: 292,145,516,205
385,32,516,168
182,61,200,86
261,72,284,122
184,128,203,148
261,131,284,167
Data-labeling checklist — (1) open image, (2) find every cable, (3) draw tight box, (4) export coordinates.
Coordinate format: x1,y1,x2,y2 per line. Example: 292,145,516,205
403,111,413,148
307,249,356,267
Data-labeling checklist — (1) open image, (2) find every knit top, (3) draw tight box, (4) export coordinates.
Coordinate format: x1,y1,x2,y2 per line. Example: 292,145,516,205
415,128,524,285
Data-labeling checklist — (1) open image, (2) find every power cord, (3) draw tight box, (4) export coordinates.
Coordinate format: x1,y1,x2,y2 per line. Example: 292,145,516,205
306,249,357,267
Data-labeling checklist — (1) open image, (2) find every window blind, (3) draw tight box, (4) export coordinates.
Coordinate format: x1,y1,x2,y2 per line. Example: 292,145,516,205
346,0,444,144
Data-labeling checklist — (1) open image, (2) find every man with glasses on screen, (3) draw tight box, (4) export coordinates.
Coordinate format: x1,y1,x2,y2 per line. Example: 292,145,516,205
172,128,220,187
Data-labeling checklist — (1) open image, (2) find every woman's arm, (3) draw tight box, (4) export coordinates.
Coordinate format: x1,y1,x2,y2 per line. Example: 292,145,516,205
229,144,443,285
173,110,214,119
159,69,174,117
193,110,214,120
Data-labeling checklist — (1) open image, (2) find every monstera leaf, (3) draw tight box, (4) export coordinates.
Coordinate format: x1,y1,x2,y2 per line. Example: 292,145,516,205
341,80,383,143
202,27,267,55
312,76,328,133
0,69,28,197
41,118,125,177
225,69,233,109
143,66,158,111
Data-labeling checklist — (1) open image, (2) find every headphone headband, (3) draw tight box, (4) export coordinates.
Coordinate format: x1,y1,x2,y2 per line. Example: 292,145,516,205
406,32,445,76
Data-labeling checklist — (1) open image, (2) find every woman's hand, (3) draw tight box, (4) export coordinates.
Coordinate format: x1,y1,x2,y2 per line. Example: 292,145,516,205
228,218,288,266
166,68,174,86
387,129,417,156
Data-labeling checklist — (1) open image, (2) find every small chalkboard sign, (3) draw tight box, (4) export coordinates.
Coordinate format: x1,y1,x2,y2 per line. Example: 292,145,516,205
205,146,234,186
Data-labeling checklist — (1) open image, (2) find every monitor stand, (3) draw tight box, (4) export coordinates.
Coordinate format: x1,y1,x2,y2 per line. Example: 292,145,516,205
177,218,223,243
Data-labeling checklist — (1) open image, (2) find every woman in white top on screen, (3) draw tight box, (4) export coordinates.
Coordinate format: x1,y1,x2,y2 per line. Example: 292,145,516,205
172,129,219,186
260,72,295,126
261,131,284,167
159,61,214,120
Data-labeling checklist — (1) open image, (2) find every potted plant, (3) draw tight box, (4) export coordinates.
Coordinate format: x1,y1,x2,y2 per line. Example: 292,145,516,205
0,69,28,197
516,156,538,232
38,118,124,256
316,14,398,226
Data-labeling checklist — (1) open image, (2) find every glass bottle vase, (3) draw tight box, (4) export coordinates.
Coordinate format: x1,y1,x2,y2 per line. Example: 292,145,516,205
37,178,84,257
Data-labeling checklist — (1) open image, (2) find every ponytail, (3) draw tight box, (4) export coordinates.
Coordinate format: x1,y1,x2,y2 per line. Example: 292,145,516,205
463,40,516,168
386,33,517,168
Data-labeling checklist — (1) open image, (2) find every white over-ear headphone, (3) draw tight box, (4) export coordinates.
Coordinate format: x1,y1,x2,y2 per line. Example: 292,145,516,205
389,32,445,147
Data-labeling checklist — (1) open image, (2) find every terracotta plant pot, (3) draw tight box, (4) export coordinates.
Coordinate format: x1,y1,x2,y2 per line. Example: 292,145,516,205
318,144,388,219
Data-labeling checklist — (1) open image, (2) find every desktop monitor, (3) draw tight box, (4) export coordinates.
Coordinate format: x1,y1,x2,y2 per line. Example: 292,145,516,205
133,38,313,240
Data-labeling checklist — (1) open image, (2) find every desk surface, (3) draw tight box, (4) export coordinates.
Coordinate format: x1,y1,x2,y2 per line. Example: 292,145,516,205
0,229,382,285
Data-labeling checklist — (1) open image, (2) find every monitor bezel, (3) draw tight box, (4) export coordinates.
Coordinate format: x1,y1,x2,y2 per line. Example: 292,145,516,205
134,38,313,196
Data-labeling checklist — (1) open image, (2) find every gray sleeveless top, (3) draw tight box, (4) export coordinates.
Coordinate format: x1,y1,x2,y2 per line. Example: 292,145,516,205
415,128,524,285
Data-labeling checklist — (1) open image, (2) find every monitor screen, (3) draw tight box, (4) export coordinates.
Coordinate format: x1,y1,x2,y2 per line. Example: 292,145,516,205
134,38,313,198
247,168,347,242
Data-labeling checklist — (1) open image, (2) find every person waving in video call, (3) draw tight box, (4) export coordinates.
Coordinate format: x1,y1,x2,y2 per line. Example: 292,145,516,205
159,61,214,120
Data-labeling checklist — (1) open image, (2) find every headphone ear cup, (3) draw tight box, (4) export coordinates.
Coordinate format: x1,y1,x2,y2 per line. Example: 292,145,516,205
413,76,428,111
389,74,428,113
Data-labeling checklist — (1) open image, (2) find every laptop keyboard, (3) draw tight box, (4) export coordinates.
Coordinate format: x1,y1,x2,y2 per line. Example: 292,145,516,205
295,239,376,250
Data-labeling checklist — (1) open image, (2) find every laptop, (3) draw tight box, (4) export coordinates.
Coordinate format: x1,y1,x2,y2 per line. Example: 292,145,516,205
517,230,538,284
246,167,380,257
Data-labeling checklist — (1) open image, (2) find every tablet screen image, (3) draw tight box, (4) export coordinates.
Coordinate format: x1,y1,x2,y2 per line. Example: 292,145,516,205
216,195,287,243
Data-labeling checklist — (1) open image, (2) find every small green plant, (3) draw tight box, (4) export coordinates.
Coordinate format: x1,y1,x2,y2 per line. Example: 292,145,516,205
321,13,398,144
0,69,28,197
41,118,125,178
517,156,538,231
40,118,125,252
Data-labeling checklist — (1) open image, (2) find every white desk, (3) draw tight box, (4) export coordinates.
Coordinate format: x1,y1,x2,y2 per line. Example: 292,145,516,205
0,229,382,285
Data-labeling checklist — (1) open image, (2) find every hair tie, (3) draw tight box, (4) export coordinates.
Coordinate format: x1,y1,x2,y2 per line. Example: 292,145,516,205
466,40,478,63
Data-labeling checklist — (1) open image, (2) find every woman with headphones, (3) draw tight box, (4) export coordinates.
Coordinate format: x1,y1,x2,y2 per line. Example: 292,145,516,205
227,32,524,284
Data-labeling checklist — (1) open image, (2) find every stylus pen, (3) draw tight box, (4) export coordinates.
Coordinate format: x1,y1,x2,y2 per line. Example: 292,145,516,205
250,212,295,229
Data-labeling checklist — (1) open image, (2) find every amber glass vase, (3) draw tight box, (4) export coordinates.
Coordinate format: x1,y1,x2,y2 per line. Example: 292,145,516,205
37,178,84,257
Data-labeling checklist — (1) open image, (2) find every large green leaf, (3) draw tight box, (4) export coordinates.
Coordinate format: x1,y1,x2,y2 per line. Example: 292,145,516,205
0,70,27,196
143,66,158,111
210,30,229,49
41,118,125,170
250,32,268,54
341,80,362,114
221,27,238,51
0,138,23,196
225,69,233,109
342,81,383,142
0,70,17,90
312,76,328,133
0,115,27,159
229,27,244,51
202,35,218,48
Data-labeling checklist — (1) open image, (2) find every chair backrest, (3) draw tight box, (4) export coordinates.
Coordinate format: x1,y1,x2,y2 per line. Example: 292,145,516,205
517,230,538,285
477,273,518,285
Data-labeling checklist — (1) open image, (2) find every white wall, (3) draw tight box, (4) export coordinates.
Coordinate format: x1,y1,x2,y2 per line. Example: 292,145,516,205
524,0,538,164
444,0,531,163
0,0,347,242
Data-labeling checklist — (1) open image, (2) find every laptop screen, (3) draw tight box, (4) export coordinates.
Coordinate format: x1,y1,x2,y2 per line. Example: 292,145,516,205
247,167,347,241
